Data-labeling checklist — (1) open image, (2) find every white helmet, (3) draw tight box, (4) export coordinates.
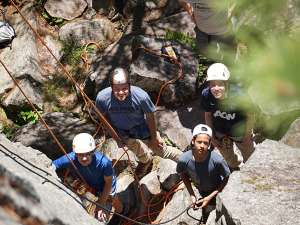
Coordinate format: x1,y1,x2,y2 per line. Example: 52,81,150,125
192,124,212,138
207,63,230,81
72,133,96,154
112,68,128,85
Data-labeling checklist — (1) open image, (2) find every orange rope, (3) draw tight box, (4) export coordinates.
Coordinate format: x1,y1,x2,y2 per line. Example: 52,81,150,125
132,45,184,107
7,3,186,224
0,58,90,189
80,41,101,72
10,0,121,144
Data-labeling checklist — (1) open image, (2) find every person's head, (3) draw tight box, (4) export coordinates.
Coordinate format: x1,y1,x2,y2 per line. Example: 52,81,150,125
72,133,96,166
110,67,130,101
207,63,230,99
191,124,212,160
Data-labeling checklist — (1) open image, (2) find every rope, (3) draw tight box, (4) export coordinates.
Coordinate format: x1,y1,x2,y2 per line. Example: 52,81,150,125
186,207,203,222
132,45,183,107
8,0,134,170
6,2,191,224
78,191,194,225
9,0,122,145
80,41,101,72
0,58,90,190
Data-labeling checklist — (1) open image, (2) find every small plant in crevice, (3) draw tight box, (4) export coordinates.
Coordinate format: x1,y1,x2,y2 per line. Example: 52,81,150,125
60,39,85,68
1,124,19,140
165,29,197,52
17,110,42,125
60,38,99,69
41,10,65,26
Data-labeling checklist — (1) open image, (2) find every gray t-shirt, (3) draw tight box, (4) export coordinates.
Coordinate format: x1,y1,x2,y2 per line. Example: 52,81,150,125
177,150,230,193
96,85,155,139
187,0,229,35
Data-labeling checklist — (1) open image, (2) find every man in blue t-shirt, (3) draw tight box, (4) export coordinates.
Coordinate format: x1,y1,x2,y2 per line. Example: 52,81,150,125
95,68,182,178
52,133,123,222
201,63,255,170
177,124,230,224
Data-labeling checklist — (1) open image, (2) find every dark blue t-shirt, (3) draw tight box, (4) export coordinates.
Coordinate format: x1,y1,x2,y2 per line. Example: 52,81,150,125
52,151,116,194
176,150,230,194
96,85,155,139
201,85,250,137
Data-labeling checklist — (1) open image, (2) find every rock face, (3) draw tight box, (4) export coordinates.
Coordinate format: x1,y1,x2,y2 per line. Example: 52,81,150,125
157,158,180,191
37,35,63,75
126,11,196,38
2,78,43,112
130,35,198,107
0,4,44,96
216,140,300,225
123,0,181,22
59,18,120,44
0,134,103,225
156,100,204,150
280,117,300,148
12,112,96,159
155,184,201,225
45,0,87,20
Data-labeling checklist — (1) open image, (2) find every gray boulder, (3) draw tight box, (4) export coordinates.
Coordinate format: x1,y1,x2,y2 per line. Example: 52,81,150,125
59,18,120,44
101,138,138,174
116,174,137,215
0,134,103,225
2,78,43,112
216,140,300,225
125,11,196,38
157,158,180,191
12,112,96,159
130,36,198,107
37,35,63,75
0,4,44,96
155,183,200,225
138,170,161,214
281,117,300,148
156,100,203,150
45,0,87,20
123,0,181,22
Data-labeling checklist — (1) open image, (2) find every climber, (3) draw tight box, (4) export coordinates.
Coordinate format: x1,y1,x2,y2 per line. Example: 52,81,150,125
52,133,123,222
95,67,182,178
201,63,255,170
177,124,230,224
178,0,236,59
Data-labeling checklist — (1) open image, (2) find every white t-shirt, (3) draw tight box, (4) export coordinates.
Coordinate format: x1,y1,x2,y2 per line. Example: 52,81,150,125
187,0,229,35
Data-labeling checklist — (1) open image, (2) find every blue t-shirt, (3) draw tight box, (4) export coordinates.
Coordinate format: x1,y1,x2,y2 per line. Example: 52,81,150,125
201,85,251,137
176,150,230,194
96,86,155,139
52,151,116,194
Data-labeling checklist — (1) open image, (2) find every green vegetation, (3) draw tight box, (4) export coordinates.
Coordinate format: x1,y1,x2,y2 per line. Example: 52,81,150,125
42,76,74,112
1,124,19,140
215,0,300,139
60,39,96,68
17,110,42,125
41,11,65,26
165,29,197,51
164,30,214,84
60,39,85,67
